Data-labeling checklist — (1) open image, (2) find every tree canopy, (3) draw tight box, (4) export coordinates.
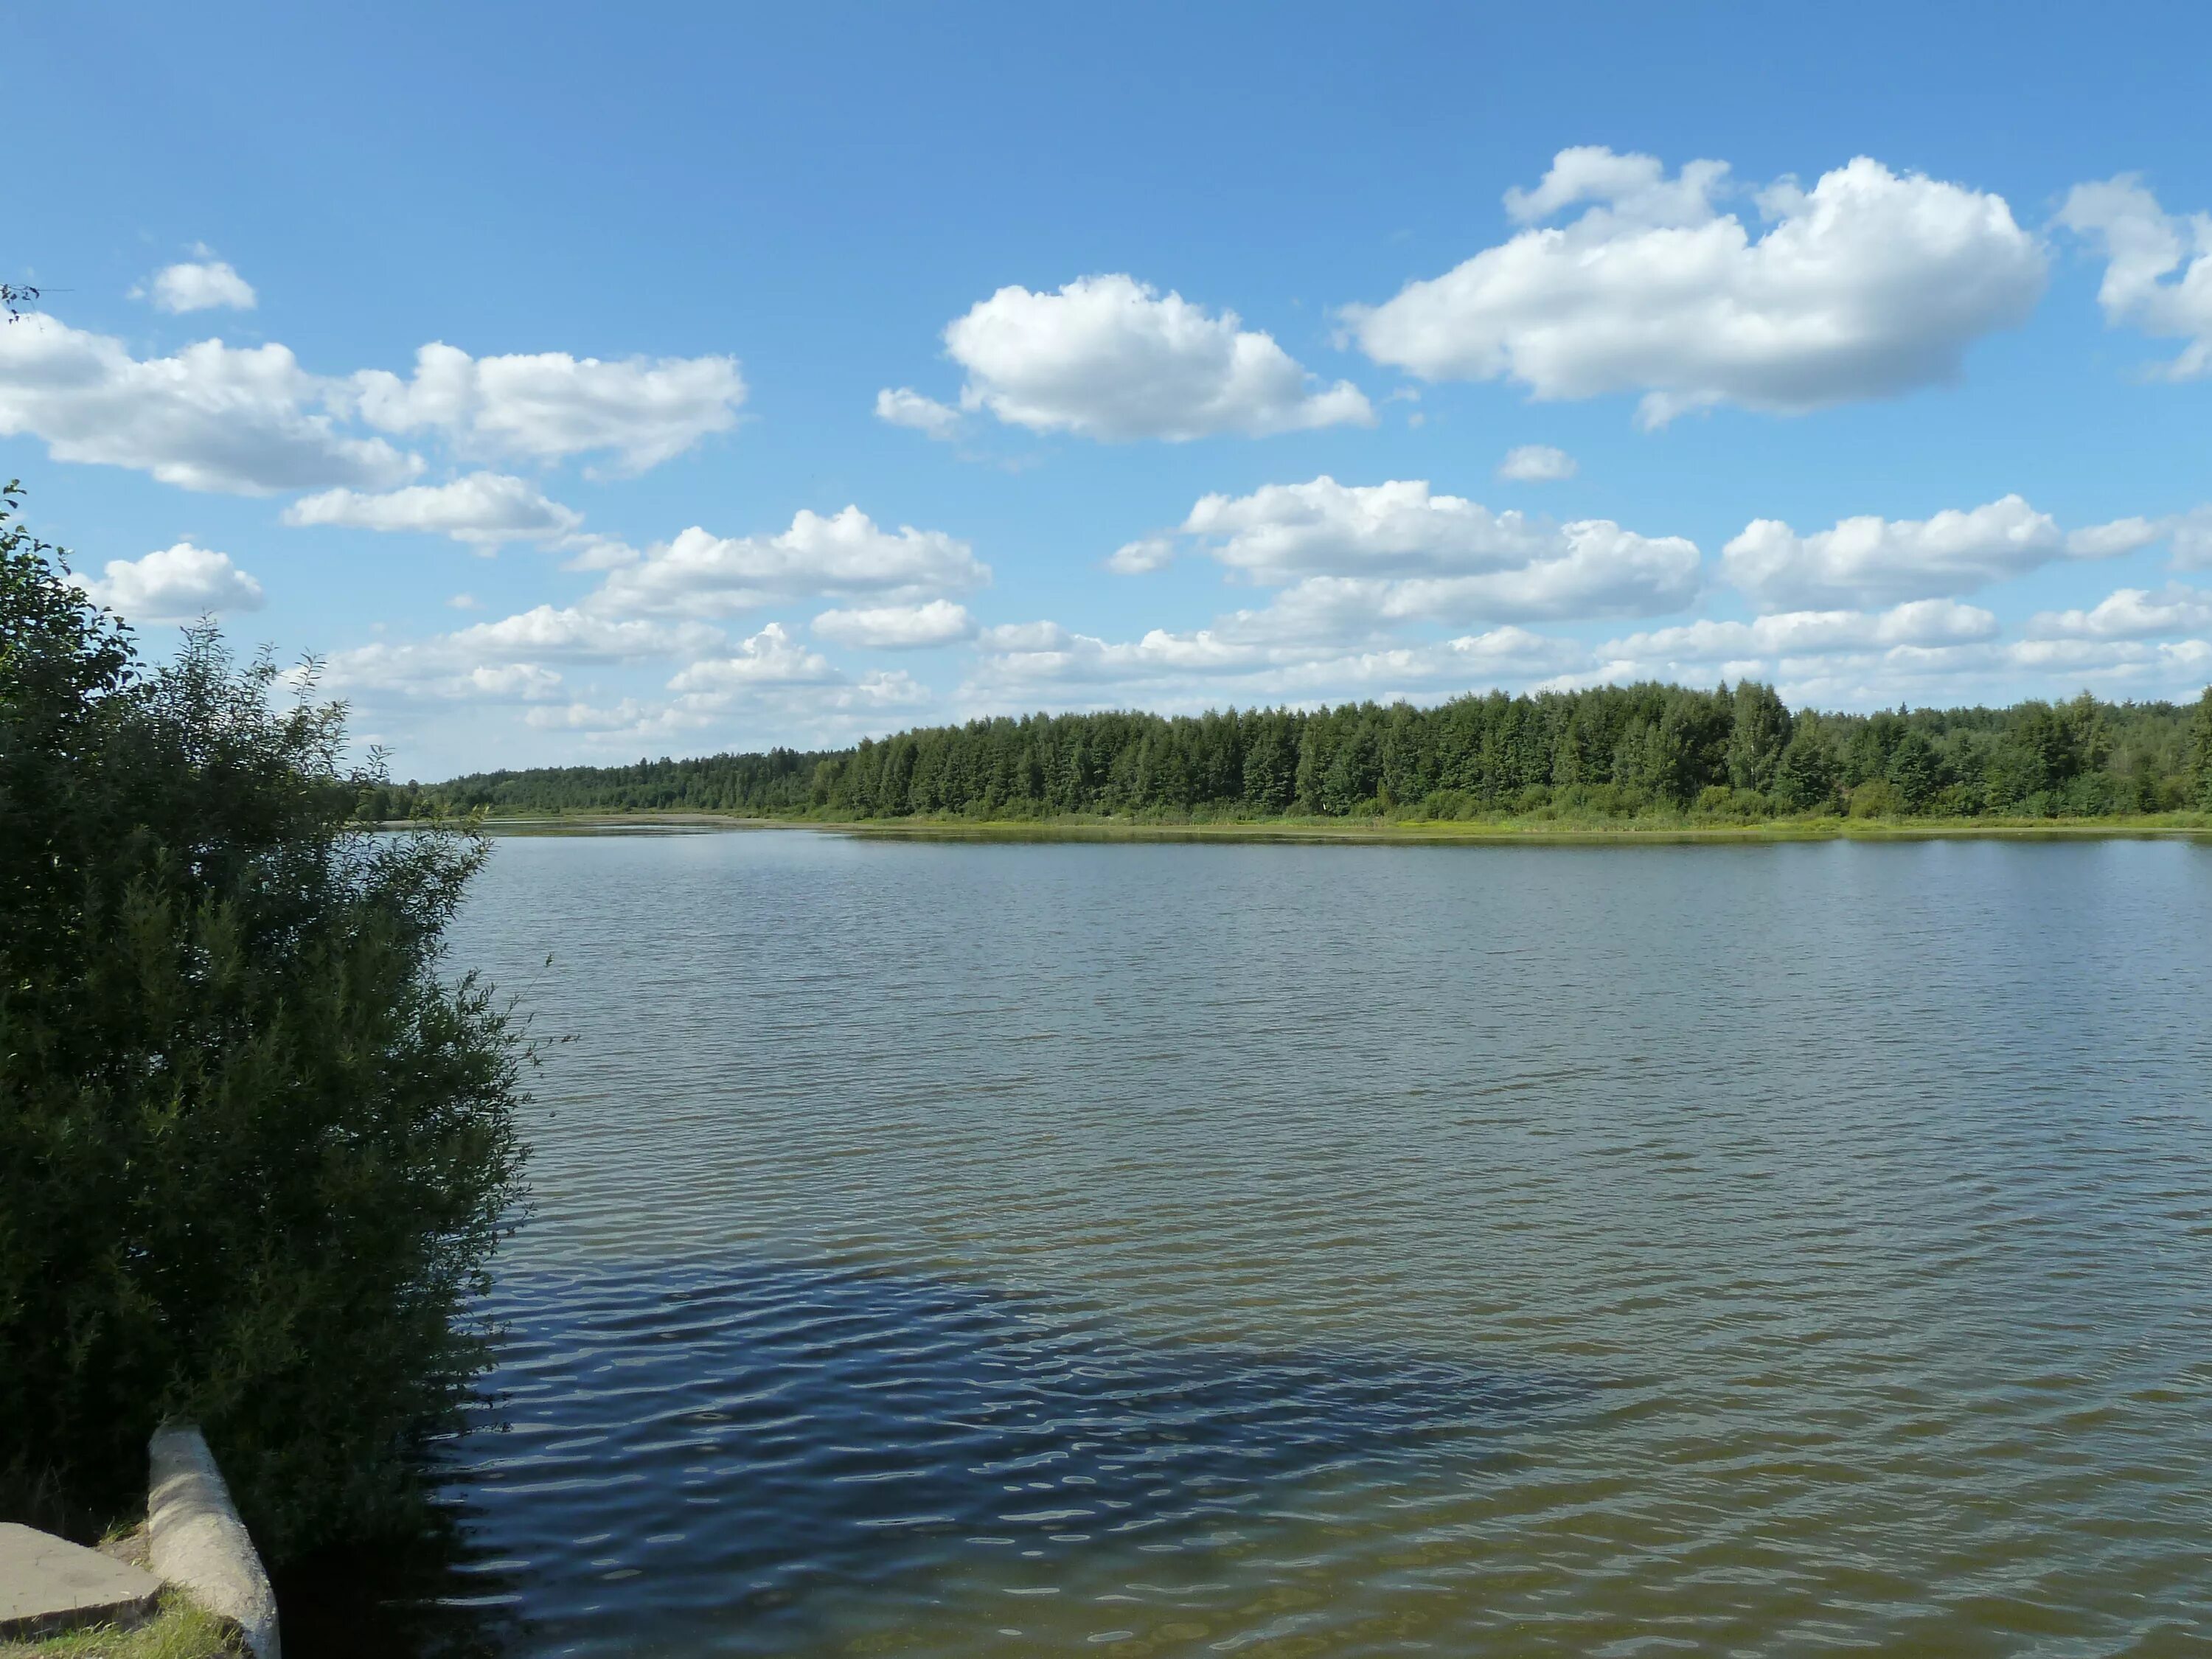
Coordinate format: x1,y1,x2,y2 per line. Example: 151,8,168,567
386,681,2212,826
1,484,530,1560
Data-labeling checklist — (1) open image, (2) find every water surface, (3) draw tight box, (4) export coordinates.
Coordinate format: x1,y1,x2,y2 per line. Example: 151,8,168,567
310,832,2212,1656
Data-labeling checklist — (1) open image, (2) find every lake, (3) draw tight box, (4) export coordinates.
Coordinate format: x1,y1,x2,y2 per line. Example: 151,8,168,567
289,830,2212,1657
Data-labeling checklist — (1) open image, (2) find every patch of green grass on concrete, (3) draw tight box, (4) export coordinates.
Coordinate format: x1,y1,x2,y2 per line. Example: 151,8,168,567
0,1593,240,1659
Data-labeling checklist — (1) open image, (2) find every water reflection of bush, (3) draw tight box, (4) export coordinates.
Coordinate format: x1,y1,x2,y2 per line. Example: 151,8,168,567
286,1253,1585,1657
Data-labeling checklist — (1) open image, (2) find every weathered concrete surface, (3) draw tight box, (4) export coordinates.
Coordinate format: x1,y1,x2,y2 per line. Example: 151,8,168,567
0,1521,162,1639
149,1425,281,1659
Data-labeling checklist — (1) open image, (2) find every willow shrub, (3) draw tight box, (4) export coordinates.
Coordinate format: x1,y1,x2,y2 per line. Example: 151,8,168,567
0,484,529,1561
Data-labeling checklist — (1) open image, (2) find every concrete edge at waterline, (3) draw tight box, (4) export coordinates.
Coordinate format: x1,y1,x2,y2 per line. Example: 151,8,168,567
148,1425,280,1659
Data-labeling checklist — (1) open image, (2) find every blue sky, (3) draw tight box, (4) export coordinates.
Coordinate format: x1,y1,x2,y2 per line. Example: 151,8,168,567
7,1,2211,779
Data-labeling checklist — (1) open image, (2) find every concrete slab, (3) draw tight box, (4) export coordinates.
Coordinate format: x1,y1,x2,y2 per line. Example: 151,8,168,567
0,1521,163,1639
149,1425,280,1659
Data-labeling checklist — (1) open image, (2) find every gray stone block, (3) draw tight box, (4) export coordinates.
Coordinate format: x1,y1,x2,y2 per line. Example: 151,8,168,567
0,1520,163,1639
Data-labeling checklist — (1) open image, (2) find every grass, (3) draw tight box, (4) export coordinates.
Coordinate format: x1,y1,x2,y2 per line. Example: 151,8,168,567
0,1595,239,1659
465,806,2212,845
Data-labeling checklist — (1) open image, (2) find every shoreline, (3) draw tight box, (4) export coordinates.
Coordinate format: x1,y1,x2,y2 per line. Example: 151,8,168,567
425,811,2212,846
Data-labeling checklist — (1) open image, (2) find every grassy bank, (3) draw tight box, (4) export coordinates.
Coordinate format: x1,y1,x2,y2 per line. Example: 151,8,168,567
0,1596,237,1659
462,807,2212,844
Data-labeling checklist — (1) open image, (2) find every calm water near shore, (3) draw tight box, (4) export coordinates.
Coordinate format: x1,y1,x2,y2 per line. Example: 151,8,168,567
304,831,2212,1656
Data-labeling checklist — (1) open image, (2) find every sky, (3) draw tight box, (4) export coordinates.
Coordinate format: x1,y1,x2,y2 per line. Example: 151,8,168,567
6,1,2212,780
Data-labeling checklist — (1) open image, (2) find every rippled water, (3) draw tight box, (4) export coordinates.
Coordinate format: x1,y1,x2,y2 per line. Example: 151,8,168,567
296,832,2212,1656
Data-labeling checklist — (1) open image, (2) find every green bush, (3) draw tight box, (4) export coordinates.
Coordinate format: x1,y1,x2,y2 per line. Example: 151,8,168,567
1691,785,1773,821
1847,779,1904,818
0,486,530,1562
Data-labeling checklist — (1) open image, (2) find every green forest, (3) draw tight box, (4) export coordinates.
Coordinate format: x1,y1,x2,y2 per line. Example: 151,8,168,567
370,681,2212,828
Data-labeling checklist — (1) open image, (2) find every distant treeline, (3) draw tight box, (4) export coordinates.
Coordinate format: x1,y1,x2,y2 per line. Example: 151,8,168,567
368,682,2212,824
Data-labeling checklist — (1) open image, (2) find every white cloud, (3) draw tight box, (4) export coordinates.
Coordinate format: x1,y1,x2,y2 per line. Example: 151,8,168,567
1720,495,2160,609
1767,636,2212,711
2173,507,2212,571
1498,444,1576,482
558,535,644,572
284,472,583,546
661,627,933,726
1184,476,1632,580
445,605,720,662
447,593,482,610
70,542,265,622
2027,584,2212,640
0,314,418,493
313,647,566,705
1601,599,1999,664
1105,535,1176,574
820,670,931,710
874,386,961,439
2058,175,2212,380
811,599,976,649
942,274,1374,440
964,616,1589,708
459,664,566,701
1167,476,1701,623
1501,148,1732,228
348,342,745,471
1344,148,2045,426
591,506,990,618
2062,515,2168,559
316,605,717,704
665,622,841,692
145,258,257,314
524,698,660,732
2000,636,2212,681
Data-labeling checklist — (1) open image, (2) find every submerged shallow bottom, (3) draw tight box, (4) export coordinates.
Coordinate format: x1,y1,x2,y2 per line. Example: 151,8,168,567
293,833,2212,1658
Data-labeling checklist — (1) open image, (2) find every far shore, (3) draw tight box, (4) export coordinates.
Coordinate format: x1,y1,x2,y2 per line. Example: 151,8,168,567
380,810,2212,846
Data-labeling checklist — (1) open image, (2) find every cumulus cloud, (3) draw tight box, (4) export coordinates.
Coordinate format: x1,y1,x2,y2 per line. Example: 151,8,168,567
1768,636,2212,712
2171,507,2212,570
443,605,720,662
2058,175,2212,379
590,506,990,618
321,596,941,751
284,472,583,546
348,342,745,471
1498,444,1576,482
665,622,847,692
314,651,567,705
1719,495,2163,609
523,698,661,733
316,605,718,703
1601,599,1999,665
145,257,257,314
1343,147,2045,427
1105,535,1176,575
941,274,1374,440
811,599,977,649
0,302,751,494
965,616,1588,707
1164,476,1700,623
69,542,265,622
2027,584,2212,640
0,314,417,493
523,698,655,733
648,627,933,739
2001,636,2212,681
874,386,962,439
2062,515,2169,560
